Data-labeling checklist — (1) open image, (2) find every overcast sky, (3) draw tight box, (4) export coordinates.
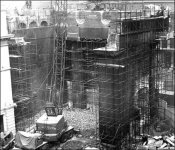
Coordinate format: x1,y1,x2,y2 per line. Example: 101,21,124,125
1,1,51,10
1,0,174,12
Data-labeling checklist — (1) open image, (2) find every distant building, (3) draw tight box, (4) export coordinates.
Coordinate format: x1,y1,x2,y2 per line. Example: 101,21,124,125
2,1,52,33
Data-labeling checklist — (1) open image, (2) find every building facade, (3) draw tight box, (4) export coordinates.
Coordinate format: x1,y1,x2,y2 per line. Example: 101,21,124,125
0,10,16,135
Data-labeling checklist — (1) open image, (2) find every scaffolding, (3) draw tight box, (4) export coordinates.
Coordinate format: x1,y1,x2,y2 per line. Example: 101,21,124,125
46,0,67,107
157,32,174,128
61,2,171,149
9,36,37,131
7,0,68,132
9,27,55,131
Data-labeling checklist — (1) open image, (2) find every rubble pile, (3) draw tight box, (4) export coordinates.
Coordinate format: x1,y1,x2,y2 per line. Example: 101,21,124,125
61,140,84,150
58,136,100,150
137,134,175,150
62,108,98,131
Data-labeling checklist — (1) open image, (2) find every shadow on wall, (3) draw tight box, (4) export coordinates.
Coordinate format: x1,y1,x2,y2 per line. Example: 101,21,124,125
18,22,27,29
41,21,48,27
29,21,37,28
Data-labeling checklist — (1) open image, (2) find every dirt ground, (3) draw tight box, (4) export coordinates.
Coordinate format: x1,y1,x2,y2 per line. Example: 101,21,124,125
48,108,100,150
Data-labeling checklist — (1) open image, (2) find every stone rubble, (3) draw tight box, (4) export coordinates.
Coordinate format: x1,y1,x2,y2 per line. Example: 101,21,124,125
137,134,175,150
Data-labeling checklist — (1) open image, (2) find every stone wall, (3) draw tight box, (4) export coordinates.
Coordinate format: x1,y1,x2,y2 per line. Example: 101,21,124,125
0,10,16,135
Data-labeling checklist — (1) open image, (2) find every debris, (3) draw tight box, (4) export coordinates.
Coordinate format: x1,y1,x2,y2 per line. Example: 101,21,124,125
169,136,175,143
159,143,167,148
90,136,94,139
74,129,81,135
78,135,83,138
62,108,97,132
61,140,85,150
12,147,21,150
138,131,175,150
136,145,149,150
0,132,14,150
154,140,163,147
96,138,100,141
147,145,157,150
165,138,175,147
153,136,162,140
147,138,156,145
85,147,99,150
158,147,175,150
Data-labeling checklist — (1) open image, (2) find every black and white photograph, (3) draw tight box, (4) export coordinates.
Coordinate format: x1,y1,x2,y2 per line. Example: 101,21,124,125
0,0,174,149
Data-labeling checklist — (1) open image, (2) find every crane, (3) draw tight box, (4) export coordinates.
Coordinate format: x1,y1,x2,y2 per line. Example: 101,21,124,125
48,0,67,109
35,0,74,144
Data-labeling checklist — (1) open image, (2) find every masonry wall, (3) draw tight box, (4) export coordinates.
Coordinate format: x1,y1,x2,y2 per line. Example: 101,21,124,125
158,100,175,128
0,10,16,135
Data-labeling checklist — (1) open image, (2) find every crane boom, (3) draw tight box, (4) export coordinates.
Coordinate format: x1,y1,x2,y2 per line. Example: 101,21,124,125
48,0,67,109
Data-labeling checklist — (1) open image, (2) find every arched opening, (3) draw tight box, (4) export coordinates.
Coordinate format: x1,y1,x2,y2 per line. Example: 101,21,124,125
41,21,48,27
18,22,26,29
29,21,37,28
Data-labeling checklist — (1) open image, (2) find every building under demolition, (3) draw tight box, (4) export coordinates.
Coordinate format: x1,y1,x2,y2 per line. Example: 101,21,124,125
0,1,174,150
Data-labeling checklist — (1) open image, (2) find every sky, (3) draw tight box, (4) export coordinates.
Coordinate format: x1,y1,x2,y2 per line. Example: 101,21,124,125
1,0,174,13
1,1,51,10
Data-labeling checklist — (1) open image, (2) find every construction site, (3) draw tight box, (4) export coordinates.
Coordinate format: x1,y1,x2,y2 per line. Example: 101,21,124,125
0,0,174,150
